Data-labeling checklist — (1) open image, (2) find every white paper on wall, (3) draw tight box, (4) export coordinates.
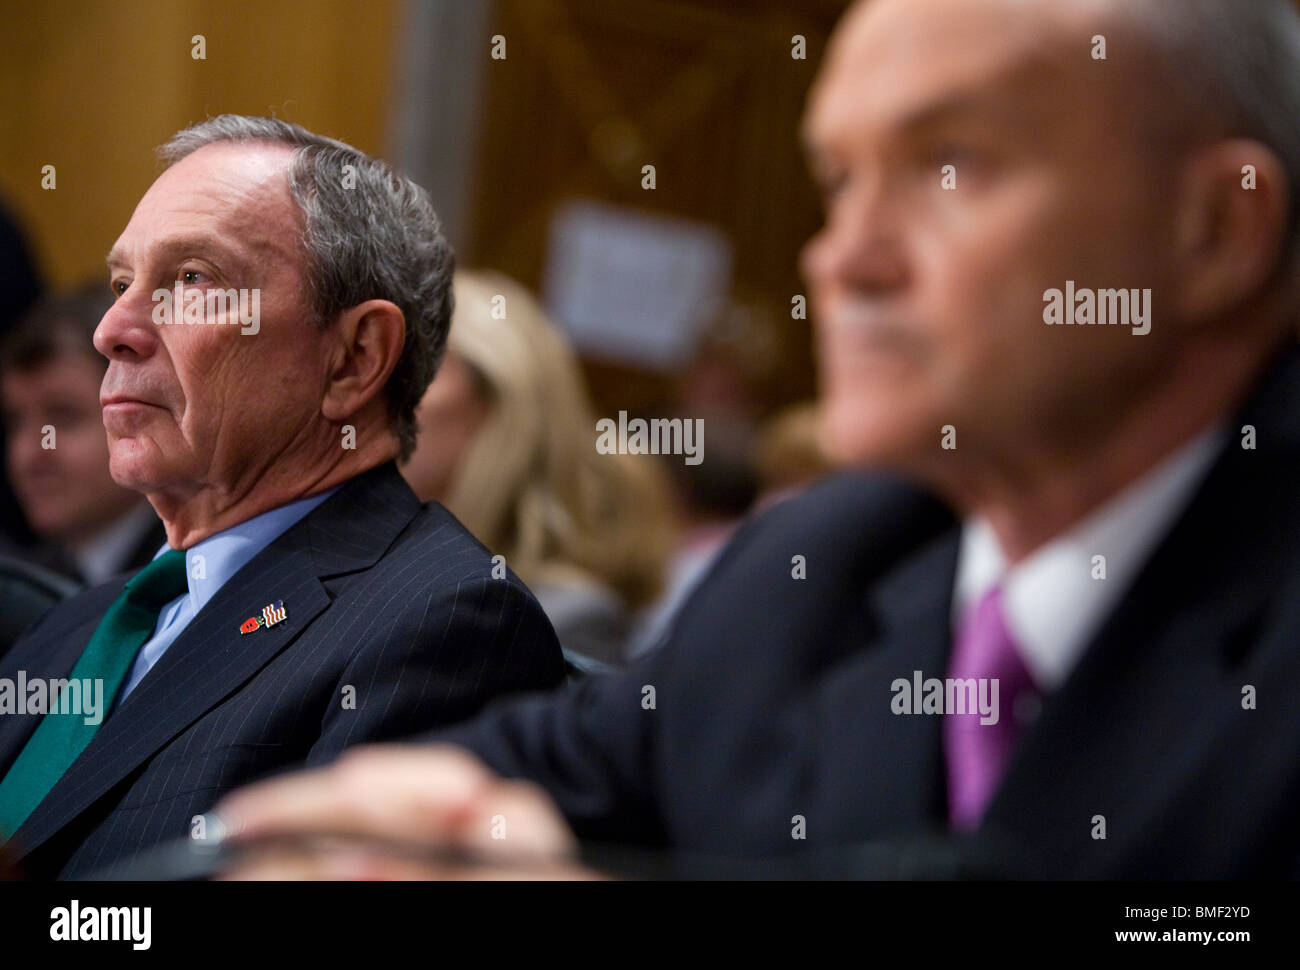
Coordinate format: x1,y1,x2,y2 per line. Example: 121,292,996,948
543,199,733,371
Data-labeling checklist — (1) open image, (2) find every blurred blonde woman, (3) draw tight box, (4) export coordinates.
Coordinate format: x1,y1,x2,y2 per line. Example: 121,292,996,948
401,270,670,666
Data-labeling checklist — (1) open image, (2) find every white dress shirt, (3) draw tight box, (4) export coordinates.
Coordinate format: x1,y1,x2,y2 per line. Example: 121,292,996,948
951,425,1228,691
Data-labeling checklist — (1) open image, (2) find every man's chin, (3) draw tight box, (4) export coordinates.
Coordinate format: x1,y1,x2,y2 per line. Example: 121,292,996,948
818,398,931,473
107,446,168,495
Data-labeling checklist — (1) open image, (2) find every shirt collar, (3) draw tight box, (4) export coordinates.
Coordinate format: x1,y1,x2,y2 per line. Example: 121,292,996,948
952,424,1227,690
153,486,341,615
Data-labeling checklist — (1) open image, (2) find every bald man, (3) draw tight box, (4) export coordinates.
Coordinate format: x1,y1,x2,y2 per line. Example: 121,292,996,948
217,0,1300,879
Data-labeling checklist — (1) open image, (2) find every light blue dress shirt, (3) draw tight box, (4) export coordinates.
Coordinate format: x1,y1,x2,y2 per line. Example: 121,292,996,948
115,487,340,706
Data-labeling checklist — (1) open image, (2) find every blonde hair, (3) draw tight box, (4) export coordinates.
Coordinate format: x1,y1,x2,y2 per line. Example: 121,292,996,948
757,402,837,493
440,271,669,608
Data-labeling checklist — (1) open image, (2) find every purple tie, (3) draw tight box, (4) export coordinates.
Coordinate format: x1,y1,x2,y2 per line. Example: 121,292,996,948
944,586,1036,830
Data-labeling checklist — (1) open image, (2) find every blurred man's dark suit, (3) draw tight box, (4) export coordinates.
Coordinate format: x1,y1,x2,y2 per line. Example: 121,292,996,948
0,461,565,878
434,345,1300,878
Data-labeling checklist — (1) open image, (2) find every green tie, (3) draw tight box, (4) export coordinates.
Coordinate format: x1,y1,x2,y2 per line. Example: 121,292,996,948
0,548,188,838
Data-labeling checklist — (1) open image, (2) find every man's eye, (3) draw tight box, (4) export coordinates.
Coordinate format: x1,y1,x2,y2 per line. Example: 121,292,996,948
180,269,205,285
929,143,977,170
110,279,129,297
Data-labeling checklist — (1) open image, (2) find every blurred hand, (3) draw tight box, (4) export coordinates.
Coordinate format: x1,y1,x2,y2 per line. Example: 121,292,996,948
212,743,594,880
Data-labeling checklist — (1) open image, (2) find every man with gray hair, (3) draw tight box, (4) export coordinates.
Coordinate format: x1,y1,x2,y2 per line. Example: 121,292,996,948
214,0,1300,880
0,116,565,878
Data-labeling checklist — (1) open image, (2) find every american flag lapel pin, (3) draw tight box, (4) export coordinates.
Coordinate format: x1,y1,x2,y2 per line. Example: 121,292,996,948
261,599,287,628
239,600,287,634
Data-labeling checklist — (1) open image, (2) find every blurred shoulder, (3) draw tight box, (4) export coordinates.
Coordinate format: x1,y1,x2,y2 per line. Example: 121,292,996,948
722,471,955,566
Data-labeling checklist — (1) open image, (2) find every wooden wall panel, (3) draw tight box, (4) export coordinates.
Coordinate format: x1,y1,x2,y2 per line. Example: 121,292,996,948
467,0,848,411
0,0,400,288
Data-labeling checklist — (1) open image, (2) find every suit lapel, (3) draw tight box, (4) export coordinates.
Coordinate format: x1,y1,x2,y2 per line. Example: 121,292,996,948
810,529,960,839
10,462,423,858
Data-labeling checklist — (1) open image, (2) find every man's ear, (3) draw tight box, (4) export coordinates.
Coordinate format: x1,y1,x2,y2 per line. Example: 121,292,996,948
320,299,406,423
1171,139,1289,324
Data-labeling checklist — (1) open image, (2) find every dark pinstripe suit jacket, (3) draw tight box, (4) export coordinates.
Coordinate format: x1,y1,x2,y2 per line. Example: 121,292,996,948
0,461,565,878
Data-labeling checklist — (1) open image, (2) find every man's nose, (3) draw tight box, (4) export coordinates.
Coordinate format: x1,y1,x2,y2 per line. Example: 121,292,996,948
800,179,908,295
93,288,161,362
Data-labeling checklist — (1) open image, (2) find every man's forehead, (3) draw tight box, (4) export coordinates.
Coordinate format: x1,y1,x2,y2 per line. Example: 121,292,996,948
112,141,299,264
805,0,1117,141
